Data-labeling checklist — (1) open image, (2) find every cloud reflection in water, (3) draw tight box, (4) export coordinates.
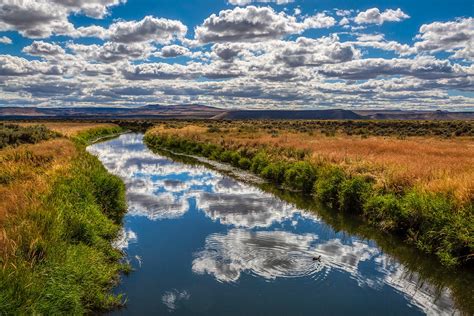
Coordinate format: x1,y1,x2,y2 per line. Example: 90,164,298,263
89,134,458,315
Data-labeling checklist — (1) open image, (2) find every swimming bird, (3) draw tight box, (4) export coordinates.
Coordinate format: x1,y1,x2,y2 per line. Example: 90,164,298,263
312,255,321,262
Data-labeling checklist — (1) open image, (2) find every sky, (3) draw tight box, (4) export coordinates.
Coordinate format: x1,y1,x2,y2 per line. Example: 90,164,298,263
0,0,472,110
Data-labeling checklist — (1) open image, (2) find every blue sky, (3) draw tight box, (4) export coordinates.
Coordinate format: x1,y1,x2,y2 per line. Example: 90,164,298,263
0,0,472,110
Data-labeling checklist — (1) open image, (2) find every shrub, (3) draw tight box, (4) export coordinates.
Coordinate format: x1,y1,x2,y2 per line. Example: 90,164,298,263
401,190,473,266
261,162,287,184
238,157,252,170
314,167,346,208
338,176,373,213
0,124,58,149
219,150,234,163
250,152,270,174
283,161,316,193
229,151,242,167
363,194,402,231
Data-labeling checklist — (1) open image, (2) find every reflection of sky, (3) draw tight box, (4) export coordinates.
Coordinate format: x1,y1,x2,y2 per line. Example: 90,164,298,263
161,289,190,311
88,134,458,315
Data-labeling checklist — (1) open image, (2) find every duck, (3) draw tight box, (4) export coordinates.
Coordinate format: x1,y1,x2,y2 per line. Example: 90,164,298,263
312,255,322,262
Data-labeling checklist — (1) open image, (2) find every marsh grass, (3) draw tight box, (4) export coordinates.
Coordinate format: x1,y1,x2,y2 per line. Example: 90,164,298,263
0,125,127,314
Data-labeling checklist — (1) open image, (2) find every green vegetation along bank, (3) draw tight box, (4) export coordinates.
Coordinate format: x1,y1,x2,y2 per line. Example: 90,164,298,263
144,132,473,267
0,125,127,314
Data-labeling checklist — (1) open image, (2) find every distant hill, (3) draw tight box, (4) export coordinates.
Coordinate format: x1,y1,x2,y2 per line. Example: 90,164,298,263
1,104,473,120
353,110,474,120
217,109,362,120
0,104,223,120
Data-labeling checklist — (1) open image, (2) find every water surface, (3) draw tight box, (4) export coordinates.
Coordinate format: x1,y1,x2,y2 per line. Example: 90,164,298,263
88,134,470,315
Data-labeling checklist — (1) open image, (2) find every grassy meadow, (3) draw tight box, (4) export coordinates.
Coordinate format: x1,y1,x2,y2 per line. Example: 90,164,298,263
145,120,474,266
0,123,127,314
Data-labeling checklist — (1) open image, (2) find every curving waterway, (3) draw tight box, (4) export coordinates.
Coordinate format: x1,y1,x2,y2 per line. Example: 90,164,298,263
88,133,472,315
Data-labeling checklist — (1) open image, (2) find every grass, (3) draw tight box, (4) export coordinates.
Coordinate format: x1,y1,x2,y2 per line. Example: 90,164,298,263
0,123,60,149
0,123,127,314
145,121,474,266
16,122,119,138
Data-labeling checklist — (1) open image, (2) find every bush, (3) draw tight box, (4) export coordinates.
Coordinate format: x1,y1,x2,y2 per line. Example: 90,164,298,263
283,161,317,193
363,194,402,231
314,167,346,208
261,162,287,184
229,151,242,167
250,152,270,174
0,124,58,149
238,157,252,170
400,190,473,266
219,150,234,163
338,177,373,213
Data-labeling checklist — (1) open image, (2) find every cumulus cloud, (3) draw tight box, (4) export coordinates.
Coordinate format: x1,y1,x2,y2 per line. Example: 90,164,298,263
229,0,294,5
355,8,409,25
0,0,124,38
0,2,472,110
108,16,187,43
194,6,335,43
70,16,188,44
157,45,191,58
274,35,360,67
0,54,63,76
414,18,474,60
22,41,65,56
353,34,415,56
0,36,12,44
50,0,124,19
68,42,154,63
319,56,470,80
0,1,73,38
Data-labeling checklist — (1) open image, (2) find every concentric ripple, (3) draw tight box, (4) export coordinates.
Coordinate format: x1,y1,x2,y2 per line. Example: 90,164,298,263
192,229,325,283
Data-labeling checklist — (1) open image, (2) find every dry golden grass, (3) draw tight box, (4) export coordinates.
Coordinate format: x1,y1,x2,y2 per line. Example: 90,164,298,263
151,124,474,203
17,122,116,137
0,122,119,228
0,139,77,222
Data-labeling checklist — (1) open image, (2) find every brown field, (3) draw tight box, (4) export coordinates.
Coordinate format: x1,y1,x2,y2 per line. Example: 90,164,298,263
16,122,116,137
151,123,474,204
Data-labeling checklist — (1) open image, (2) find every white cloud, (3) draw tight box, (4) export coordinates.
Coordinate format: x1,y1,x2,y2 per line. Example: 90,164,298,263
0,0,124,38
194,6,335,44
23,41,65,56
68,41,155,63
108,16,187,44
415,18,474,61
157,45,191,58
0,54,63,76
319,56,470,80
353,34,415,56
229,0,294,5
0,36,12,44
355,8,409,25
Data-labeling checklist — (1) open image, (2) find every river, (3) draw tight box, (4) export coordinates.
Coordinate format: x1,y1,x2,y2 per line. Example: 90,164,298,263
87,133,472,315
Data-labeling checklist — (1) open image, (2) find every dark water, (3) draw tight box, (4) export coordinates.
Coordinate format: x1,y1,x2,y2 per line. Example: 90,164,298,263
88,133,470,315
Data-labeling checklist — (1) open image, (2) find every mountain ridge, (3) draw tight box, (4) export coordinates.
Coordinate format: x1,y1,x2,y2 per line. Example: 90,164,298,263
1,104,473,120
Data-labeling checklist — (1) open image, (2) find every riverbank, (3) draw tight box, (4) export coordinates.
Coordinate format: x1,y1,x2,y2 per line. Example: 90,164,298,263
0,123,127,314
145,121,473,266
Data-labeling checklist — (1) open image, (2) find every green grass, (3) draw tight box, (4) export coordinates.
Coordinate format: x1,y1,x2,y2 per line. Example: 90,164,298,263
74,125,124,145
0,127,127,314
144,132,474,267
